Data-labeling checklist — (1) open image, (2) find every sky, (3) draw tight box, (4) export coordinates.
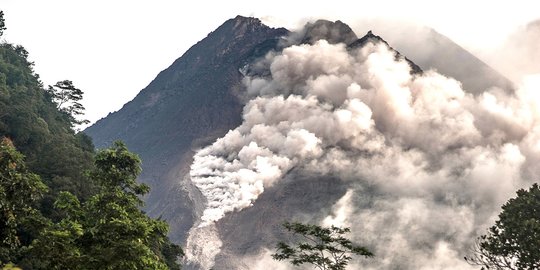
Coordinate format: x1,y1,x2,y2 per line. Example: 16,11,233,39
1,0,539,127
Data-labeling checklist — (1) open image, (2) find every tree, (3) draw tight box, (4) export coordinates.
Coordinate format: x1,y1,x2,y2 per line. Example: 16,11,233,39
272,222,373,270
0,18,182,268
0,138,47,266
27,141,183,270
465,183,540,270
80,141,179,269
26,192,84,269
0,10,6,38
2,263,22,270
47,80,89,127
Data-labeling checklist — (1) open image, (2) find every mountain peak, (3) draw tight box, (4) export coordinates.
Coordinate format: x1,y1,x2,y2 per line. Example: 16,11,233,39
206,15,288,43
233,15,258,21
300,19,358,45
350,31,423,74
220,15,265,36
231,15,262,28
349,30,388,48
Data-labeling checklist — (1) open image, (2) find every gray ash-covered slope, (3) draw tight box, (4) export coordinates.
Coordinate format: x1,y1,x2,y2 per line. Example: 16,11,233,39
84,16,288,243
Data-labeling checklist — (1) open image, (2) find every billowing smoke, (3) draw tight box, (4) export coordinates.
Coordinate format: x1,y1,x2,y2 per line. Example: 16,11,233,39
187,27,540,269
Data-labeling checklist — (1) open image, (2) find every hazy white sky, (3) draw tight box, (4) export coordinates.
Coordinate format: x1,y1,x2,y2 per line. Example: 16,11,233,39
1,0,539,126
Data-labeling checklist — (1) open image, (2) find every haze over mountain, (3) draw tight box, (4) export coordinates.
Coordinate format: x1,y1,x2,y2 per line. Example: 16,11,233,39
487,19,540,83
84,16,540,270
350,20,515,93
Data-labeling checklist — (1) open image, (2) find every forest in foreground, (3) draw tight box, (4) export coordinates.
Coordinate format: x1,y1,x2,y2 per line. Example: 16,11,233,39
0,11,183,269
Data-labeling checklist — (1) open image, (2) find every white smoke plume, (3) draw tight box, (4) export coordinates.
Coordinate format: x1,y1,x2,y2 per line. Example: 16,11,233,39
188,30,540,269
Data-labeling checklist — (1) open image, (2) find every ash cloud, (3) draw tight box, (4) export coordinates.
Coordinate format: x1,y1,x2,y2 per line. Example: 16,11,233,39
187,23,540,269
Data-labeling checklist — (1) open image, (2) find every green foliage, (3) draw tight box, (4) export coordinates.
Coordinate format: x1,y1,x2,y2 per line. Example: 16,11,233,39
28,219,84,269
1,263,22,270
92,141,147,195
0,11,6,38
273,222,373,270
81,142,179,269
465,183,540,270
26,142,183,270
0,12,182,269
0,138,47,265
47,80,89,127
0,33,96,215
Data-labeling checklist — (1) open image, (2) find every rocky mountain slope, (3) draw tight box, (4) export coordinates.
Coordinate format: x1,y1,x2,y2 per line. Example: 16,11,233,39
85,16,288,243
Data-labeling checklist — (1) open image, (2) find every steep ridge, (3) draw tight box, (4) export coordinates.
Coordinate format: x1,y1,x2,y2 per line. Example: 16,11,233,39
349,30,423,74
85,16,288,243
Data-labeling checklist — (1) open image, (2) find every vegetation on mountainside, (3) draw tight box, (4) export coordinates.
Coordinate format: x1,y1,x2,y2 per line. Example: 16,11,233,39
0,11,5,38
26,142,183,269
47,80,90,128
0,31,96,205
0,138,47,266
0,10,182,269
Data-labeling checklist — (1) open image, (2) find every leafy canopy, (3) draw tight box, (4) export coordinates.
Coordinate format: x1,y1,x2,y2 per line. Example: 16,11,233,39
0,138,47,265
27,142,183,270
273,222,373,270
0,11,182,269
0,25,96,205
465,183,540,270
47,80,90,127
0,11,6,38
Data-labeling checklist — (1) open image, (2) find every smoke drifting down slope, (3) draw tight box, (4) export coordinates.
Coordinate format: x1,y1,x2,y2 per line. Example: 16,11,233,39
187,30,540,269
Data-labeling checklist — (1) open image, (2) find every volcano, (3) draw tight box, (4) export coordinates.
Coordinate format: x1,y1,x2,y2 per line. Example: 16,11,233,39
85,16,520,269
